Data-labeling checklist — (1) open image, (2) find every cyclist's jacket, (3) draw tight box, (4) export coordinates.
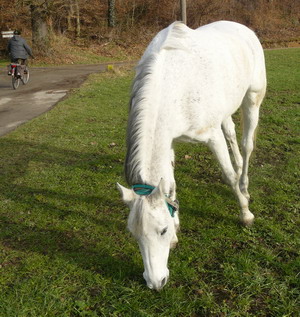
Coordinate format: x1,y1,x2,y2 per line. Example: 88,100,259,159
7,35,33,60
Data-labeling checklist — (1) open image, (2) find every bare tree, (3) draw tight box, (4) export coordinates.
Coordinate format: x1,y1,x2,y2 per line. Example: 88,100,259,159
74,0,80,37
66,0,81,37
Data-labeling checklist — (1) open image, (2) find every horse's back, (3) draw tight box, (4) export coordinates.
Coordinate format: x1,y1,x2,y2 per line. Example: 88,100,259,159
196,21,261,50
141,20,266,92
195,21,266,92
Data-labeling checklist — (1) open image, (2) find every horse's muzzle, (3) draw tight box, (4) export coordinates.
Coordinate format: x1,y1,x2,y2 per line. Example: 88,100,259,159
143,270,169,291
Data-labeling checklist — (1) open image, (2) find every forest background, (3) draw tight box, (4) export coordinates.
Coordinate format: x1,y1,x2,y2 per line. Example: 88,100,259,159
0,0,300,63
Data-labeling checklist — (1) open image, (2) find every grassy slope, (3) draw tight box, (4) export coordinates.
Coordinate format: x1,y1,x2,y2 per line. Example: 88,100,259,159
0,35,139,68
0,49,299,316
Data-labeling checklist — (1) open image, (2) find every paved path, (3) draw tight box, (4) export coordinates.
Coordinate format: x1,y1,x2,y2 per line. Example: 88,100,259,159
0,62,134,136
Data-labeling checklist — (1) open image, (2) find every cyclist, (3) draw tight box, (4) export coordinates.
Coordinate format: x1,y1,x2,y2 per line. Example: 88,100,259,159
7,30,34,76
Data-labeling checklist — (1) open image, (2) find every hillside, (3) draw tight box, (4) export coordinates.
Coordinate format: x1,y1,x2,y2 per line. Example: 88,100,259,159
0,0,299,63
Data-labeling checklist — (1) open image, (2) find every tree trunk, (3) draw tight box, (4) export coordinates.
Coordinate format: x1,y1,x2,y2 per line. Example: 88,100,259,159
74,0,80,38
30,2,50,56
108,0,116,27
67,0,80,38
67,1,74,32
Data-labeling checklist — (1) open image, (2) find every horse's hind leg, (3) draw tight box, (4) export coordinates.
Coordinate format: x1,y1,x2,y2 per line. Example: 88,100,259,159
240,90,265,201
222,116,243,177
207,128,254,226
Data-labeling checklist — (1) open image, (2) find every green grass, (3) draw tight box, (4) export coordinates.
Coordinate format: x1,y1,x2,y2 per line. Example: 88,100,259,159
0,48,299,316
0,59,9,67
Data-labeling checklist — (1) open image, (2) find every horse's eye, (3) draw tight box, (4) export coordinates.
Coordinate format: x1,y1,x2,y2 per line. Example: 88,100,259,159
161,227,168,236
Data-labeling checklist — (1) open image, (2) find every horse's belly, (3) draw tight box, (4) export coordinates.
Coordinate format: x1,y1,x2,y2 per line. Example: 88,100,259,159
175,125,216,144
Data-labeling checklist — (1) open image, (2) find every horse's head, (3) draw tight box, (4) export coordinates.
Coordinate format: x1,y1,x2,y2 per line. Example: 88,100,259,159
117,179,179,290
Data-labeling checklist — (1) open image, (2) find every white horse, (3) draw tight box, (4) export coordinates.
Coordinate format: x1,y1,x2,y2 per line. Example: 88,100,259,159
118,21,266,290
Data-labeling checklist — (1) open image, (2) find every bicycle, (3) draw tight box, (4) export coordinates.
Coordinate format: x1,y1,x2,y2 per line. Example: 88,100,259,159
9,63,30,90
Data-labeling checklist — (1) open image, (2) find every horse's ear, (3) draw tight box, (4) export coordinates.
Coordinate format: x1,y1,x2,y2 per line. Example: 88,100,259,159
150,178,165,199
117,183,135,206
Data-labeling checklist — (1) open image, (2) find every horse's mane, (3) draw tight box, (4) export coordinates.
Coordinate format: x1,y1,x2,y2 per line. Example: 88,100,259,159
125,22,190,185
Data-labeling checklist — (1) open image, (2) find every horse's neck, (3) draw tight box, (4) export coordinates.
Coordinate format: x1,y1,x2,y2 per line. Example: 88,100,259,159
142,128,172,186
127,121,173,190
126,52,175,193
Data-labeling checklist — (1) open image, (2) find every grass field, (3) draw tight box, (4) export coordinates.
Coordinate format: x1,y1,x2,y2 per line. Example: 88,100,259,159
0,48,299,316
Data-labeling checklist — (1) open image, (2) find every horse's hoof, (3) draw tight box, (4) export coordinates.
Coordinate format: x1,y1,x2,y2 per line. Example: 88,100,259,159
240,214,255,227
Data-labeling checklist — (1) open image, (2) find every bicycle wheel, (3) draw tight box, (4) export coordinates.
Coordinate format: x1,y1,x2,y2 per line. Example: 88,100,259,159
12,75,20,89
22,67,30,84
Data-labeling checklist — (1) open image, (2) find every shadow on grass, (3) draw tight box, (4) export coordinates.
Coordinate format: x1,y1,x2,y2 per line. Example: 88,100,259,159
0,137,142,284
0,137,124,212
176,174,242,226
0,214,141,283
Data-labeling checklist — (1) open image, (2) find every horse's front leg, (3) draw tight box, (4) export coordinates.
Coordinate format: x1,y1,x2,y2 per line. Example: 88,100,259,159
169,147,180,235
207,128,254,226
169,147,177,200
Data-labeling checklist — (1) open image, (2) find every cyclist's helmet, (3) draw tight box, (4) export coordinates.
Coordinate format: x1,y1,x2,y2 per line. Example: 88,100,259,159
13,30,21,35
